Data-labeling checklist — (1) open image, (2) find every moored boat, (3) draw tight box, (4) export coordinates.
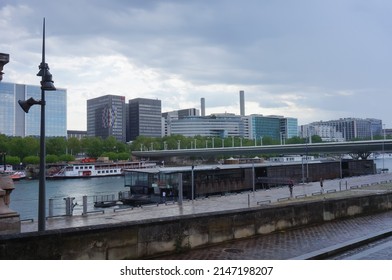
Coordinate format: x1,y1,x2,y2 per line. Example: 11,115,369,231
0,164,26,180
48,161,156,179
9,171,26,181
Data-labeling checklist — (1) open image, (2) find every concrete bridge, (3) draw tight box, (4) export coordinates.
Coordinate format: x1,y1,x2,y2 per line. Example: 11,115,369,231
132,139,392,159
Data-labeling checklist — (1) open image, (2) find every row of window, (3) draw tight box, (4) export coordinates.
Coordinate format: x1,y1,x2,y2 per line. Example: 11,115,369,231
97,170,119,174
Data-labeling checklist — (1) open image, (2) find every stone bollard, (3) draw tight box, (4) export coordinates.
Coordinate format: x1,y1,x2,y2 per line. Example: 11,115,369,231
0,174,15,206
0,174,21,234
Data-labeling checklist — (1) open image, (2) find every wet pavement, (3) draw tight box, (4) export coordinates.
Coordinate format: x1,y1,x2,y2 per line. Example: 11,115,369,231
18,173,392,259
154,211,392,259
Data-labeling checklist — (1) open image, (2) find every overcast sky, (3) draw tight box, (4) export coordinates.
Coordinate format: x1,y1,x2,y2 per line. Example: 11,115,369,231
1,0,392,131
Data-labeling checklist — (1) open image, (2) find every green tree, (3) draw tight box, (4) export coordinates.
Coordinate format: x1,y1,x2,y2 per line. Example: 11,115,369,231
286,136,305,144
47,137,67,156
23,155,40,164
103,136,118,153
5,155,21,165
117,152,130,160
46,154,59,163
101,151,118,161
9,136,39,159
59,154,75,162
311,135,323,143
67,137,81,155
82,137,104,158
0,134,10,153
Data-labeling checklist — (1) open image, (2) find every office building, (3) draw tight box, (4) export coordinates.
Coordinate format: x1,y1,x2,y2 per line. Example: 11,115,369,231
87,95,126,142
162,108,200,136
309,118,382,141
299,124,344,142
67,130,87,140
127,98,162,141
169,113,244,138
0,82,67,137
281,117,299,140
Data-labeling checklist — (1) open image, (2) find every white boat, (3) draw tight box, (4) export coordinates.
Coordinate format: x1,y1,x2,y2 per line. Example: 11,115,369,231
0,164,26,180
48,161,156,179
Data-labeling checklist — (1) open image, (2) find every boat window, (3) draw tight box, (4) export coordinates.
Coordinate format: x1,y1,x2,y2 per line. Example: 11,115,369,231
75,166,79,169
89,166,92,169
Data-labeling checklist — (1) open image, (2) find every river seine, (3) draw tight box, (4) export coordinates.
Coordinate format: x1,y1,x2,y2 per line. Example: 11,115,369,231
10,175,126,220
7,158,392,220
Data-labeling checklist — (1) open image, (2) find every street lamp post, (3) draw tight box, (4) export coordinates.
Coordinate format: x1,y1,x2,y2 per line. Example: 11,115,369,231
18,18,56,231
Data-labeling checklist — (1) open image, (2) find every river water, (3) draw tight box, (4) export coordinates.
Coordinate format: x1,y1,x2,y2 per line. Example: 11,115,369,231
7,158,392,220
10,176,126,220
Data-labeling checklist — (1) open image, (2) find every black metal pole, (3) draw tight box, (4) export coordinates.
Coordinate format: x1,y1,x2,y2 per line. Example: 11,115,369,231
38,18,47,232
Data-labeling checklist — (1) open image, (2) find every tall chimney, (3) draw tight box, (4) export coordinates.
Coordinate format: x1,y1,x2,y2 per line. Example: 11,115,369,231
239,90,245,116
201,97,205,116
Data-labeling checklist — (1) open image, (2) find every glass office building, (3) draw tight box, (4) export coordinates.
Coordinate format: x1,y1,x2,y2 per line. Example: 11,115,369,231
251,115,298,142
0,82,67,137
127,98,162,141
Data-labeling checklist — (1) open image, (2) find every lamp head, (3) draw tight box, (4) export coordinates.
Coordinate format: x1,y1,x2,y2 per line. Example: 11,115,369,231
18,97,42,113
37,62,56,90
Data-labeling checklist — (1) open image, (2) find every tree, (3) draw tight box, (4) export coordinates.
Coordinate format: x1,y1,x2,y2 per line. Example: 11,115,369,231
46,154,59,164
311,135,323,143
23,155,40,164
9,136,39,159
59,154,75,162
0,134,10,153
103,136,118,153
82,137,104,158
286,136,305,144
67,137,81,155
47,137,67,156
5,155,21,165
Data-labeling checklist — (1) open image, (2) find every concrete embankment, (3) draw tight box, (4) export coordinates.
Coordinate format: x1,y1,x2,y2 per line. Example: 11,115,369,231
1,190,392,260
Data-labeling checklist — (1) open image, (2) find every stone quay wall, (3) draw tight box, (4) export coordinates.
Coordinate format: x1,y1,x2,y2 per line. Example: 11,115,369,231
1,192,392,259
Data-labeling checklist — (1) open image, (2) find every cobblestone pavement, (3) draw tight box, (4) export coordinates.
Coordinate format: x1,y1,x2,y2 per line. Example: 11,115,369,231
153,211,392,260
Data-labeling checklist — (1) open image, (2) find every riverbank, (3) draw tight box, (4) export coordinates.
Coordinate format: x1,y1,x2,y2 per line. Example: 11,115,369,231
2,172,392,259
17,172,392,233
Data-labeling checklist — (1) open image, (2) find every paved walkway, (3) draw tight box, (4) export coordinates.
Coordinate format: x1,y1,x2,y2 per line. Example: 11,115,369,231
154,211,392,259
20,172,392,233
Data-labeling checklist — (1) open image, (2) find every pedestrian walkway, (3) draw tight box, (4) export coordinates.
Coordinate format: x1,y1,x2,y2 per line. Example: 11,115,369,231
20,172,392,233
155,211,392,260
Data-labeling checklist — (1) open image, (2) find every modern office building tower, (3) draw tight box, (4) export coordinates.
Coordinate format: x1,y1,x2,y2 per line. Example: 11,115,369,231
127,98,162,141
239,90,245,116
87,95,126,142
250,115,298,142
251,115,281,141
280,117,299,140
0,82,67,137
